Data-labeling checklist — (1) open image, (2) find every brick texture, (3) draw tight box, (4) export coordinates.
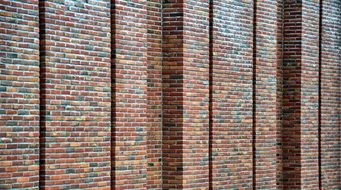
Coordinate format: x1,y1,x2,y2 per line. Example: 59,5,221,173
146,0,163,189
162,0,210,188
39,0,111,188
0,0,40,189
283,0,320,188
0,0,340,189
254,0,283,189
161,0,184,188
320,0,341,188
112,0,148,189
211,1,253,188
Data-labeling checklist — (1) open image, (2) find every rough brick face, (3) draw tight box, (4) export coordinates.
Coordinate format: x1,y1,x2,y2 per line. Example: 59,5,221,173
211,1,253,188
146,0,163,189
0,0,340,189
321,0,341,188
0,0,40,189
283,0,329,189
254,0,283,188
112,0,148,189
40,0,111,188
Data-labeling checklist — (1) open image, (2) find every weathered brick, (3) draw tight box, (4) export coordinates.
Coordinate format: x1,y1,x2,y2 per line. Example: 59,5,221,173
40,0,111,188
282,0,320,188
146,0,163,189
321,0,341,188
162,0,210,188
112,0,148,189
211,1,253,188
0,1,340,189
0,0,40,189
254,0,283,189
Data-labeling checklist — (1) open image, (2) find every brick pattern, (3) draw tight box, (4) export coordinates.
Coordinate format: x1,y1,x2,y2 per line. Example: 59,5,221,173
182,0,210,188
162,0,184,188
112,0,148,189
39,0,111,188
162,1,210,188
211,1,254,188
0,0,40,189
321,0,341,188
283,0,320,189
0,0,341,189
254,0,283,188
300,1,320,188
146,0,163,189
275,1,284,188
283,1,303,188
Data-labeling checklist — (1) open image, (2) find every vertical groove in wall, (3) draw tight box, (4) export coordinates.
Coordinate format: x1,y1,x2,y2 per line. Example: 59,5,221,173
161,1,184,188
38,0,46,188
110,0,115,188
208,0,213,189
276,1,284,187
318,0,322,188
252,0,257,189
160,2,164,187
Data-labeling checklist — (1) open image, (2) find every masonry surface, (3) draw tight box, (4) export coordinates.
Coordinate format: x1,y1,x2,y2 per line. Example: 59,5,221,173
0,0,340,189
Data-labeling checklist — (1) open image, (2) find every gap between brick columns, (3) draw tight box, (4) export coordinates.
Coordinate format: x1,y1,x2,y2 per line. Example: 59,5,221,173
252,0,257,189
208,0,213,189
38,0,46,188
110,0,115,189
318,0,322,188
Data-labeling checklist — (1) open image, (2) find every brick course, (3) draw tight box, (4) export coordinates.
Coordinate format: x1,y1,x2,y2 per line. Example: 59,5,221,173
1,0,340,189
39,0,111,188
0,0,40,189
211,0,253,189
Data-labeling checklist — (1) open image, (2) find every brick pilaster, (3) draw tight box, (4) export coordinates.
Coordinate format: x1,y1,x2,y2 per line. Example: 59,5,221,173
283,0,320,188
0,0,39,189
254,0,283,189
146,0,163,189
112,0,148,189
211,1,254,188
39,0,111,188
162,0,210,188
321,0,341,188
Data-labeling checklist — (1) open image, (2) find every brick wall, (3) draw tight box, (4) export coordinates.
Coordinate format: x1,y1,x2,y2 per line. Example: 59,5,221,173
1,0,340,189
211,1,253,188
321,0,341,188
0,1,39,189
39,0,111,188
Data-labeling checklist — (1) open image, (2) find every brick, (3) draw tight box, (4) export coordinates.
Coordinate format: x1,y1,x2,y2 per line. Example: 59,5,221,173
282,0,320,188
146,0,163,189
40,0,111,188
254,0,283,189
112,0,148,189
162,0,210,188
211,1,253,188
0,0,40,189
0,1,340,189
320,0,341,188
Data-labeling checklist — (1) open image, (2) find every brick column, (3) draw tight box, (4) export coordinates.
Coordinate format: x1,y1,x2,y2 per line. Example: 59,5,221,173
40,0,111,188
146,0,163,189
162,0,209,188
0,0,39,189
283,0,320,188
112,0,148,189
321,0,341,188
211,1,254,188
254,0,283,189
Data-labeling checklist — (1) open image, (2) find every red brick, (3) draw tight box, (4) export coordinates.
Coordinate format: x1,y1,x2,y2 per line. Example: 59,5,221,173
0,0,40,189
321,0,341,188
211,1,253,188
39,0,111,188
